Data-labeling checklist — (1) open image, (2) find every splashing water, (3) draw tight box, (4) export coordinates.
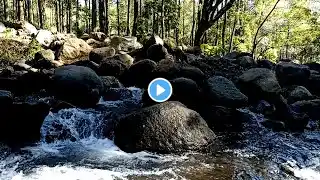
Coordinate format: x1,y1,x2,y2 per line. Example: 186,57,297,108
0,87,319,180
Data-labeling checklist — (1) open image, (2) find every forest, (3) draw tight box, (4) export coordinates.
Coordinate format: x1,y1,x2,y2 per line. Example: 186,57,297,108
1,0,320,63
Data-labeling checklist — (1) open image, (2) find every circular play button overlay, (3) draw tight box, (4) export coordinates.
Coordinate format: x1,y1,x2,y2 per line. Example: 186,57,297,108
148,78,173,103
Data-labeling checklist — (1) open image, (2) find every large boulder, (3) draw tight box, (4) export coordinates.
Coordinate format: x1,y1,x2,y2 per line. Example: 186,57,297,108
147,44,169,62
238,68,281,102
0,22,6,33
257,59,275,70
287,86,313,104
22,21,38,35
306,70,320,96
144,35,164,50
120,59,157,88
89,32,107,41
114,101,216,153
89,47,116,63
169,78,203,110
118,51,134,66
291,99,320,120
52,65,104,107
61,38,92,61
36,29,53,47
100,76,123,89
0,102,50,146
236,56,256,67
31,49,60,69
205,76,248,108
97,59,128,77
276,62,310,86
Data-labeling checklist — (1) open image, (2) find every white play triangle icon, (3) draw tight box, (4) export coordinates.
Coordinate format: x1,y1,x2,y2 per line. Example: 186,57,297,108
156,84,165,96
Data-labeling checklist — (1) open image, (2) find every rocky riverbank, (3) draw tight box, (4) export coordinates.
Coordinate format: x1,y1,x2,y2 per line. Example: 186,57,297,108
0,21,319,155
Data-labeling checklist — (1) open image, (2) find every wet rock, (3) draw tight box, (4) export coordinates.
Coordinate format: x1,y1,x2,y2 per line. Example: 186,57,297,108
170,78,202,110
100,76,123,89
238,68,281,102
201,106,244,132
147,44,169,62
276,62,310,86
261,120,286,132
61,38,92,61
50,100,76,113
288,86,313,104
52,65,104,108
89,32,107,41
0,102,50,146
89,47,116,63
114,101,216,153
103,88,133,101
205,76,248,108
15,71,52,95
291,99,320,120
97,59,128,77
36,29,53,47
120,59,157,88
257,59,275,70
254,100,275,116
0,90,13,107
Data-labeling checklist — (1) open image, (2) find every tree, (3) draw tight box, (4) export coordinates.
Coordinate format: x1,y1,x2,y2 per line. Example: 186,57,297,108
105,0,109,35
127,0,131,35
99,0,105,32
194,0,237,46
3,0,7,20
132,0,139,36
117,0,120,35
252,0,281,56
92,0,97,31
38,0,45,29
76,0,80,32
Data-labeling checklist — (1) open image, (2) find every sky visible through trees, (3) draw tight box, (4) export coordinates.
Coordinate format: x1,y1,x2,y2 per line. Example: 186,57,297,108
1,0,320,63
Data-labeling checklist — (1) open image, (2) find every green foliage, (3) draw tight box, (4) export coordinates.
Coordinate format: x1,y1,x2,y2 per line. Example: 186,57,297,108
200,44,224,56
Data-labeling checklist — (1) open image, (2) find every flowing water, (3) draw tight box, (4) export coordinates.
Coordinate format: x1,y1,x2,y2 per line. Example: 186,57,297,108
0,87,319,180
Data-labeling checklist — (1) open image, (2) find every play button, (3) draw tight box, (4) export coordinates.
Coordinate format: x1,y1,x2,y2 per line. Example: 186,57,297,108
148,78,172,103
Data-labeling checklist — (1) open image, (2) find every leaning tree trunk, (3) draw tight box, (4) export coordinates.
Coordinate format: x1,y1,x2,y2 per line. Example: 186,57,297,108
132,0,139,36
194,0,237,46
252,0,281,56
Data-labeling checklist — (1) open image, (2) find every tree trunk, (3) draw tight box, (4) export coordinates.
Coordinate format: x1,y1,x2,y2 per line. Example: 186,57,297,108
126,0,130,35
194,22,209,46
222,0,228,51
99,0,105,32
38,0,44,28
191,0,195,45
17,0,23,21
67,0,72,33
92,0,97,31
252,0,281,56
27,0,32,22
76,0,79,32
3,0,7,20
229,8,237,52
161,0,164,39
132,0,138,36
139,0,142,16
55,1,59,32
117,0,120,35
176,0,180,46
105,0,109,35
214,21,219,46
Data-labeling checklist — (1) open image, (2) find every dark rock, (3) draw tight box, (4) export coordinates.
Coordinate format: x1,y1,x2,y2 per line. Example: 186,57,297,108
291,99,320,120
304,62,320,72
236,56,256,68
52,65,104,108
254,100,275,116
201,106,244,132
103,88,133,101
89,47,116,63
70,60,99,73
0,66,14,77
179,66,206,86
224,51,253,60
0,102,50,146
276,62,310,86
238,68,281,102
89,32,107,41
257,59,275,70
144,35,164,50
100,76,123,89
170,78,202,110
307,70,320,96
152,60,180,80
287,86,313,104
120,59,157,88
205,76,248,108
147,44,169,62
97,59,128,78
114,101,216,153
31,49,57,69
50,100,76,113
261,120,286,132
0,90,13,107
